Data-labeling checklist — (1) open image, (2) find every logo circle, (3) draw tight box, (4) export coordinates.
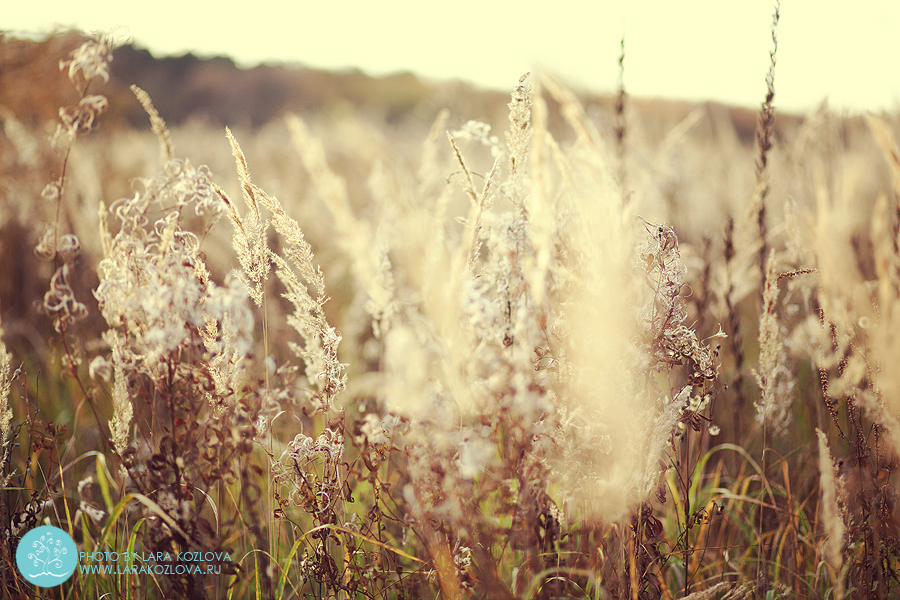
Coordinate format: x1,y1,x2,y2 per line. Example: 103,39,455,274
16,525,78,587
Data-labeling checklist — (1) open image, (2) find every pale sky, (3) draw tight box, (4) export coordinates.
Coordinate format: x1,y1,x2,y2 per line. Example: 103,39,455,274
4,0,898,114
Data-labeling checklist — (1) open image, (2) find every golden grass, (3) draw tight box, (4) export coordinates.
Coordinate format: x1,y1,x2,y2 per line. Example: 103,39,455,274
0,25,900,600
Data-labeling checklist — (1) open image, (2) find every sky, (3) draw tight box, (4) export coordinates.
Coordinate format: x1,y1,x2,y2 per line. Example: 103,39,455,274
4,0,898,114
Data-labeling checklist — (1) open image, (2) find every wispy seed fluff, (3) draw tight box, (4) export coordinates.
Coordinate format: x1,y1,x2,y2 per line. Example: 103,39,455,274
550,201,677,522
0,319,15,445
95,155,255,445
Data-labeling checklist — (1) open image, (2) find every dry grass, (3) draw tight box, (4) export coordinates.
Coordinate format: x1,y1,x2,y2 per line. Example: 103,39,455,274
0,23,899,600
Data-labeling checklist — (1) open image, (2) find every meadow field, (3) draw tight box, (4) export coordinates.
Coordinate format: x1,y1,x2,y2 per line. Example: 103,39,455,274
1,25,900,599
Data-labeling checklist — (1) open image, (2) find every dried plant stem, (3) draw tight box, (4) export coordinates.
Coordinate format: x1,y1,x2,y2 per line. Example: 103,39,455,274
681,427,693,597
757,420,770,595
755,0,780,277
615,35,630,208
723,217,746,436
41,37,113,446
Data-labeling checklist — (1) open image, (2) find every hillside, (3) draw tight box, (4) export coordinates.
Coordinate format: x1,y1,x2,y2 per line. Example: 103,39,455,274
1,29,809,143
